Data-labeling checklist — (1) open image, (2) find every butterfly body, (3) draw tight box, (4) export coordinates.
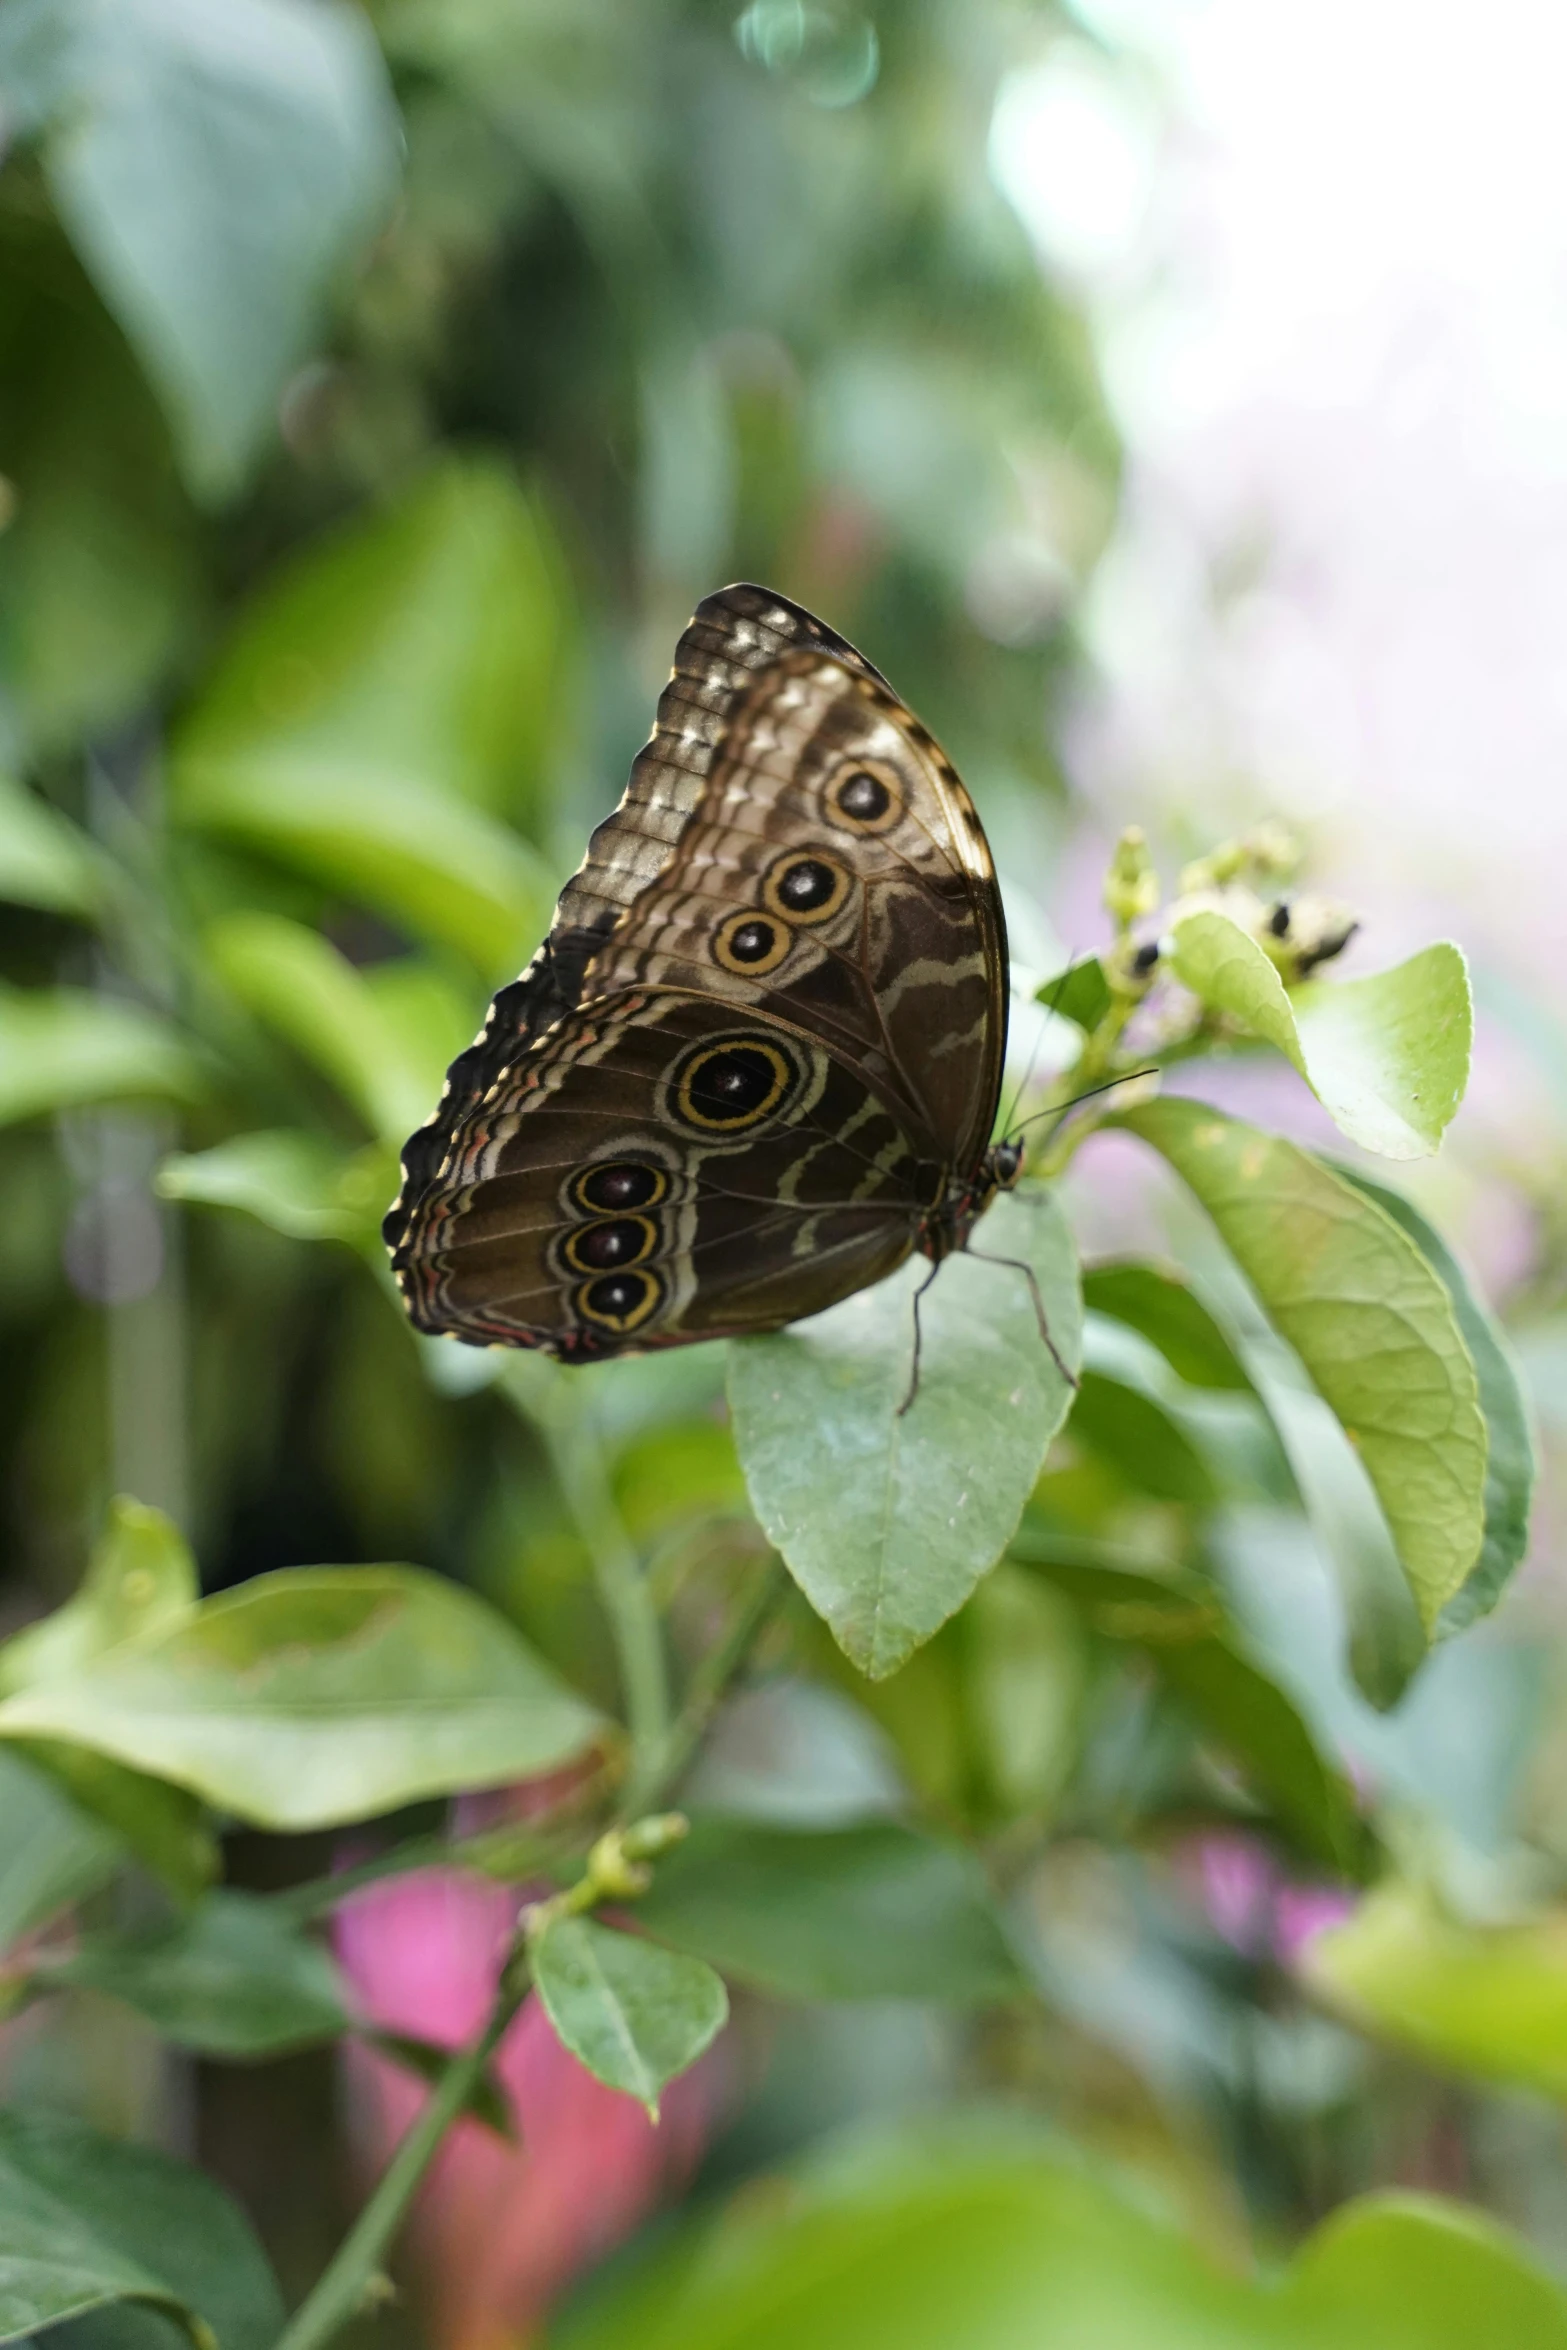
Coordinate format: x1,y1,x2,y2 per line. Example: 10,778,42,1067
384,586,1015,1360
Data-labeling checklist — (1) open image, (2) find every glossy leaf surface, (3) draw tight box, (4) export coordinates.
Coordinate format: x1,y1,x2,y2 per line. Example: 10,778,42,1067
729,1190,1082,1677
532,1918,726,2119
0,2106,283,2350
1171,915,1471,1159
0,1567,604,1830
1120,1101,1487,1629
1338,1170,1534,1633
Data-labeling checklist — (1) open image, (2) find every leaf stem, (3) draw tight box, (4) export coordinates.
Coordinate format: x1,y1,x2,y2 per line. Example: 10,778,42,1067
623,1555,787,1816
527,1387,671,1785
271,1959,530,2350
272,1551,779,2350
269,1809,599,1925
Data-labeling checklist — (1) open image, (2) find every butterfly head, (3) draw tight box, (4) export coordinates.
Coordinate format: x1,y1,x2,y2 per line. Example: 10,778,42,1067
988,1137,1025,1191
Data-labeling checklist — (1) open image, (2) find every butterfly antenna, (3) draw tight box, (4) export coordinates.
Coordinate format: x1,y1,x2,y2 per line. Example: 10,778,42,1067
1001,952,1078,1138
1009,1065,1160,1147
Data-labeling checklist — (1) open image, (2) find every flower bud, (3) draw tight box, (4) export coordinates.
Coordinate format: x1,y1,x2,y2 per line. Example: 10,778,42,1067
1104,827,1159,927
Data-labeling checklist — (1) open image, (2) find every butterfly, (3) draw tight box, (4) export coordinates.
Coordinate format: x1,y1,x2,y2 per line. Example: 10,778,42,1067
384,584,1056,1382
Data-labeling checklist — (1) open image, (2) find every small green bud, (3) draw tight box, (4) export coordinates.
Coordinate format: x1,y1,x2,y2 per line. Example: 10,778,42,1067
620,1811,690,1863
1180,822,1300,898
1104,827,1159,927
585,1828,654,1901
1245,819,1299,878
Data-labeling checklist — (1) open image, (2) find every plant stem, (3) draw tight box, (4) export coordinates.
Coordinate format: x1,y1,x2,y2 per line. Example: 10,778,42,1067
622,1555,787,1816
270,1811,598,1925
272,1961,530,2350
537,1401,671,1780
272,1552,780,2350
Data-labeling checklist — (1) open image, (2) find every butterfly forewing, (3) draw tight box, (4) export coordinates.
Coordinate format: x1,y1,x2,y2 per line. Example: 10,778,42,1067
385,585,1008,1357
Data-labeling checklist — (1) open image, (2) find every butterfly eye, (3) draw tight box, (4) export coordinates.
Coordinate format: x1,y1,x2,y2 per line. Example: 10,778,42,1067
826,763,902,833
762,852,850,927
575,1267,664,1334
670,1037,797,1131
714,909,791,976
569,1162,668,1214
561,1216,657,1275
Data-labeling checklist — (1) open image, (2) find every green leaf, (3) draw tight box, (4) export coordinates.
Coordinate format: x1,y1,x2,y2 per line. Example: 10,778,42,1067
1304,1882,1567,2098
0,1503,215,1896
0,1566,605,1831
1170,914,1471,1160
205,913,437,1146
1080,1260,1251,1391
1337,1171,1535,1633
4,0,399,499
553,2128,1567,2350
1291,944,1473,1161
1067,1370,1218,1505
1118,1100,1487,1631
728,1189,1082,1678
183,774,550,987
175,457,573,821
0,1498,196,1696
1037,956,1111,1032
34,1890,351,2058
532,1917,726,2119
1012,1541,1363,1870
0,253,199,756
1198,1272,1428,1711
11,1741,215,1903
0,2105,284,2350
0,1748,121,1957
0,777,102,918
634,1817,1026,2003
171,458,567,965
157,1130,394,1247
0,988,202,1127
0,2169,195,2348
1291,2193,1567,2350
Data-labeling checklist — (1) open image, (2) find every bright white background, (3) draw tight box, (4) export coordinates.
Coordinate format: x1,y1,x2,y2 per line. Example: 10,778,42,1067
991,0,1567,1288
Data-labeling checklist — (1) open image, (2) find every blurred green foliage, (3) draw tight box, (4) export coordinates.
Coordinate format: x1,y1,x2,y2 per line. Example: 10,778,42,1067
2,5,1566,2349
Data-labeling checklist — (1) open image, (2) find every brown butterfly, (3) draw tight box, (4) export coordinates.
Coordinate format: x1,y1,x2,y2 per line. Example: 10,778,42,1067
384,585,1056,1380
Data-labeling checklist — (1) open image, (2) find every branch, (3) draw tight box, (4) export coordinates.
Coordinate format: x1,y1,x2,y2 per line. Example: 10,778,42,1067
271,1961,529,2350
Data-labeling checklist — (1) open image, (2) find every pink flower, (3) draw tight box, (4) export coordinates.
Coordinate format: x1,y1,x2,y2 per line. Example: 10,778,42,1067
1178,1830,1353,1967
1273,1883,1356,1966
334,1867,716,2350
1193,1829,1281,1956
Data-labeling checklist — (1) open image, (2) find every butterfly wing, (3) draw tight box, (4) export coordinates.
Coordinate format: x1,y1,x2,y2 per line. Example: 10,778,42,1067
390,989,925,1353
385,585,1008,1355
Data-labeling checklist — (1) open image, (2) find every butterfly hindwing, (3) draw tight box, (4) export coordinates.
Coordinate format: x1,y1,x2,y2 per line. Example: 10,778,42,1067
392,989,925,1353
385,585,1008,1356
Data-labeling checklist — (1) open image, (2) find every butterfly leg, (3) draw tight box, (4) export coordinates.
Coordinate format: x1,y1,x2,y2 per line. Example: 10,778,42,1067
897,1262,942,1417
964,1249,1080,1391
